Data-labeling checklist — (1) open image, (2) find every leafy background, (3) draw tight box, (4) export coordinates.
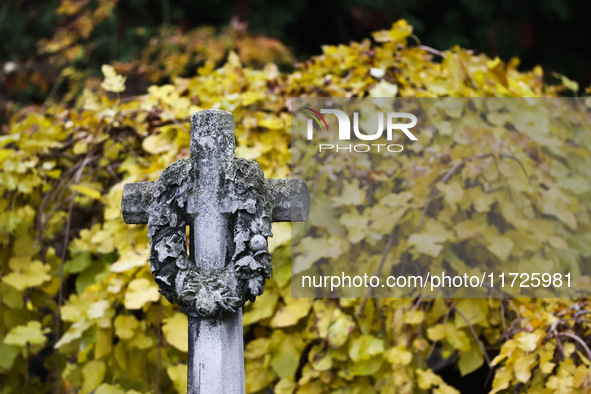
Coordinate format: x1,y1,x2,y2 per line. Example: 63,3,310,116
1,1,591,394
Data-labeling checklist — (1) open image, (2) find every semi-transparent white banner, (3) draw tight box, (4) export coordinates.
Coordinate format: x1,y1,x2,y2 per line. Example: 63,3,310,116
291,97,591,298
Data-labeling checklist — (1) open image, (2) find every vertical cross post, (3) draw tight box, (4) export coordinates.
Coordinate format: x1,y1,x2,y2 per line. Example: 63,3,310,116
186,110,244,393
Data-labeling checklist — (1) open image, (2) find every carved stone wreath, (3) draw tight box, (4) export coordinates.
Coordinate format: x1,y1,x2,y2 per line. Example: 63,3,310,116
146,158,273,319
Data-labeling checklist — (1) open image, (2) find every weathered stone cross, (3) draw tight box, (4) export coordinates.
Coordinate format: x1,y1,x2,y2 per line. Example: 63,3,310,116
121,109,309,393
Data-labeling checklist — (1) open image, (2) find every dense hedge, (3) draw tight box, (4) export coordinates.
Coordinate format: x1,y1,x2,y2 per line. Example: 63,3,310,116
1,17,591,394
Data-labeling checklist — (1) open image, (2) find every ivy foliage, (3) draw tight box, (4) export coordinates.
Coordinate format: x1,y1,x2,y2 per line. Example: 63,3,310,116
1,15,591,394
0,0,293,114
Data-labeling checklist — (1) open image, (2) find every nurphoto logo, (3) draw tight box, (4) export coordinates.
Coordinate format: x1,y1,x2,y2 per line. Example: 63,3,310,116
302,107,418,153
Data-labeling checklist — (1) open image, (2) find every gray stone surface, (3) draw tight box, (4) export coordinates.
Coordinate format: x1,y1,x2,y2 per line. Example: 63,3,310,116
121,109,310,394
122,178,309,223
265,178,309,222
188,312,245,394
121,182,153,224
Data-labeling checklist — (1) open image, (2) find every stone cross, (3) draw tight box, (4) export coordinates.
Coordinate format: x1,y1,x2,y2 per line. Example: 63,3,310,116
121,109,309,393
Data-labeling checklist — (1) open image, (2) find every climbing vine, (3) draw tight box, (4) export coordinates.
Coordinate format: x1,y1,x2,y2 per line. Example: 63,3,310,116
1,10,590,394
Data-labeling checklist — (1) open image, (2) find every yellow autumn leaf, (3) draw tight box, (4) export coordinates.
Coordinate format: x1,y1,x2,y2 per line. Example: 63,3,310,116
2,260,51,291
490,367,512,394
162,312,188,352
563,342,576,358
142,132,174,154
434,383,461,394
445,323,470,351
330,179,366,206
274,378,296,394
3,321,47,347
271,297,313,328
245,359,277,393
47,169,62,178
123,278,160,309
81,360,106,394
514,353,535,383
349,335,384,362
542,188,577,230
167,364,188,394
384,345,412,366
485,234,514,261
540,360,556,374
455,298,487,328
408,233,447,257
292,236,329,274
369,204,407,235
114,315,139,339
129,333,153,349
244,338,270,359
94,384,126,394
55,320,92,348
380,191,413,207
369,80,398,97
71,184,102,200
61,305,82,322
427,324,446,342
416,369,443,390
403,309,424,325
258,117,284,130
327,310,356,348
268,222,291,252
458,346,484,376
110,248,149,272
243,287,279,326
516,330,544,352
352,355,383,376
573,365,590,388
437,181,464,212
309,346,332,371
552,72,579,93
87,300,109,319
341,208,370,243
96,329,112,359
101,64,126,93
310,300,336,339
372,19,413,44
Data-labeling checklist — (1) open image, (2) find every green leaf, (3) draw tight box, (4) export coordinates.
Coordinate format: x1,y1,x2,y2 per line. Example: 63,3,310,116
76,259,107,294
0,341,21,369
64,251,92,274
270,332,302,379
458,346,484,376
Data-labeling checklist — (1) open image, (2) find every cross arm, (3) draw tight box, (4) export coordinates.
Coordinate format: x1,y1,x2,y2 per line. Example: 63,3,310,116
121,181,154,224
122,178,310,224
264,178,310,222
